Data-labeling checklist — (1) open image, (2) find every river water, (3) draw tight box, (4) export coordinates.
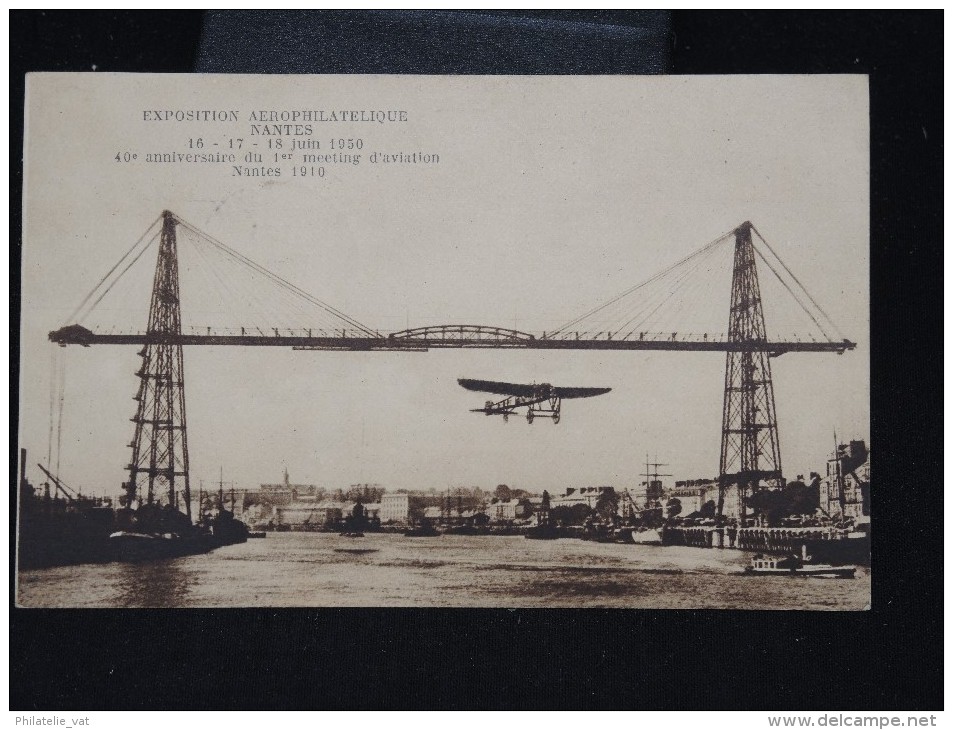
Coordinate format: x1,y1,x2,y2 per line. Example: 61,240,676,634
16,532,870,609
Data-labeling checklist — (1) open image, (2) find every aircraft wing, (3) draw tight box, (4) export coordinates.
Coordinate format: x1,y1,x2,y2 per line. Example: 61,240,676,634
457,379,540,397
552,386,612,399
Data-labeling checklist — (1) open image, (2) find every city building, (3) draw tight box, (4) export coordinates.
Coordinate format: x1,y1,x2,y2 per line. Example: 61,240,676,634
715,483,742,520
423,506,444,521
665,478,743,520
379,493,427,524
259,468,321,504
551,486,614,509
486,498,532,522
668,478,718,515
822,440,870,522
527,495,546,512
460,508,489,524
273,501,343,528
241,502,272,528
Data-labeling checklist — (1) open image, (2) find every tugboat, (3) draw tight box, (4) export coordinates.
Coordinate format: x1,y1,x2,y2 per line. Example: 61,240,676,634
742,552,856,578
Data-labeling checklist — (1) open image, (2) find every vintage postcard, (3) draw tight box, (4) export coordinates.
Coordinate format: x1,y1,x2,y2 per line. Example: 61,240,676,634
17,73,869,608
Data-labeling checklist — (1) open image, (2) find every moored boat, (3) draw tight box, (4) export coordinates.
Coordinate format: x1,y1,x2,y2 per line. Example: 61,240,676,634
17,455,118,569
109,529,215,562
208,509,249,546
736,525,870,565
202,472,250,546
742,553,855,578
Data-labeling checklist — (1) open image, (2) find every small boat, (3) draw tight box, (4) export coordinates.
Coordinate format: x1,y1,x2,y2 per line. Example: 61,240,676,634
339,531,365,538
742,553,856,578
247,531,267,538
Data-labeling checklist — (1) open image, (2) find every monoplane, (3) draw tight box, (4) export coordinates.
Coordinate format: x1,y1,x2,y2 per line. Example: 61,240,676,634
458,378,611,424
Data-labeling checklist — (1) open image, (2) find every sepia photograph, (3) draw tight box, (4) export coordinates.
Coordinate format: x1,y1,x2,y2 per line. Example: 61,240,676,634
16,72,870,610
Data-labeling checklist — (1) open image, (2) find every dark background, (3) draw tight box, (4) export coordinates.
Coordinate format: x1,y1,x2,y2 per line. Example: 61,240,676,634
9,11,943,710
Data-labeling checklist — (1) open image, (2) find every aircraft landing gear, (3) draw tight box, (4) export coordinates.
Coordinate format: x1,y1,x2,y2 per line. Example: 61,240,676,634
462,379,610,425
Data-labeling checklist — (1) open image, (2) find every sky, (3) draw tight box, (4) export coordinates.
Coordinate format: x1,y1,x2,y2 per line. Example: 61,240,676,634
20,74,869,497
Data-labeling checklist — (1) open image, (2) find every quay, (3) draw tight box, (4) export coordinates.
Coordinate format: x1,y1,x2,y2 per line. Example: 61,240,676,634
662,525,870,565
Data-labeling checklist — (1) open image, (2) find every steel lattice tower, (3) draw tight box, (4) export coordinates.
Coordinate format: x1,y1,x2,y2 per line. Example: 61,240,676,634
125,211,191,517
718,221,782,525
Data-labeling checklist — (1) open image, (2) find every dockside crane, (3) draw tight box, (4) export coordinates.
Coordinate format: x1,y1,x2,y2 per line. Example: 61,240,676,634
37,463,79,503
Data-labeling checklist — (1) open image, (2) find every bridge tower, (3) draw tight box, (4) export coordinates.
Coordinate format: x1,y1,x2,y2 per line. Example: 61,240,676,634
718,221,782,525
124,211,191,517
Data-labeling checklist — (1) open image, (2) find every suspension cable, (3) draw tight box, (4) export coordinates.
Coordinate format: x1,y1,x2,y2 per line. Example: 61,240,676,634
76,229,161,326
750,224,844,337
752,246,834,341
47,346,56,470
54,351,66,481
173,213,379,336
623,236,728,336
66,215,163,325
552,227,736,335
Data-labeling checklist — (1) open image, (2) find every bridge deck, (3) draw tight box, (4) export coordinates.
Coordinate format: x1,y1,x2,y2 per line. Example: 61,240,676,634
49,325,855,354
